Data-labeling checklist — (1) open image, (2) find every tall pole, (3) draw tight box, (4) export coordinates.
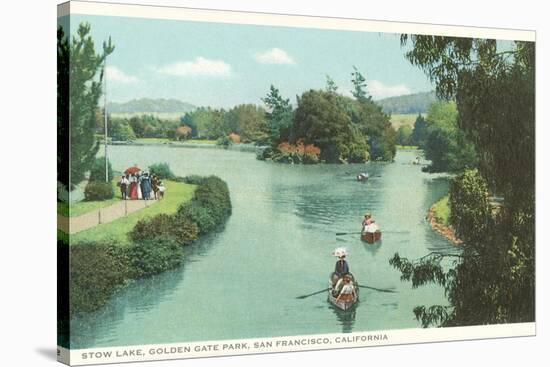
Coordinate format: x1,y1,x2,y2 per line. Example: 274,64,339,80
104,56,109,183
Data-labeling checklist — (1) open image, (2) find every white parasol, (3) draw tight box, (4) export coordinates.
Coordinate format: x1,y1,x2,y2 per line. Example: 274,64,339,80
332,247,348,257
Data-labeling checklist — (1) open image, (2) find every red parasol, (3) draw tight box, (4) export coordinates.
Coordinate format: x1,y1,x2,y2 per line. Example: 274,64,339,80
125,166,141,174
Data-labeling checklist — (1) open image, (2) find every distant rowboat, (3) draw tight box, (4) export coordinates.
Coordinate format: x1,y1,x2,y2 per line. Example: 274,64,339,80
361,230,382,244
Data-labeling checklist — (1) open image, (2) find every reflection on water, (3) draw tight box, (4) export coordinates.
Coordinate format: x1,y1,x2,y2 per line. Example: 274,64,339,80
330,304,357,334
71,147,455,348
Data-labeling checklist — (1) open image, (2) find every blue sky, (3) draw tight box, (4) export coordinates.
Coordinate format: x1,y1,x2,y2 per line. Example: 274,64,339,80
62,14,435,107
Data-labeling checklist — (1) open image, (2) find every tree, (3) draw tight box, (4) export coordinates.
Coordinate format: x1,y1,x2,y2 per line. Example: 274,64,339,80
291,89,367,163
391,36,535,327
396,125,413,146
57,23,114,190
224,104,269,144
175,125,193,140
109,118,136,141
182,107,227,140
411,113,429,147
262,85,293,145
325,75,338,94
422,101,478,173
347,95,395,161
350,66,369,102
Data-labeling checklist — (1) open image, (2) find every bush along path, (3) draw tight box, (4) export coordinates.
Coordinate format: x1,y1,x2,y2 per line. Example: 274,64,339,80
58,175,232,342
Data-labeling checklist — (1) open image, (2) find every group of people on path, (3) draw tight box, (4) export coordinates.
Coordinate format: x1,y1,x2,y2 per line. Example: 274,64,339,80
118,172,165,201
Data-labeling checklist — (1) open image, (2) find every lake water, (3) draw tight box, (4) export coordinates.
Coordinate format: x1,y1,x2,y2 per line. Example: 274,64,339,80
71,146,455,348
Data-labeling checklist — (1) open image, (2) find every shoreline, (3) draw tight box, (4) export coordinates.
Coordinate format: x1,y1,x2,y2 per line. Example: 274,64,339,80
426,203,462,246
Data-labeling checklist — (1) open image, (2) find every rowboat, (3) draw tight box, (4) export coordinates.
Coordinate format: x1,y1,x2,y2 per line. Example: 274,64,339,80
361,230,382,244
356,172,369,182
328,273,359,311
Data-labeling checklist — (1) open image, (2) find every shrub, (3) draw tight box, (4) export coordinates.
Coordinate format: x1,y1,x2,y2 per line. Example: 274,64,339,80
129,213,198,245
216,135,233,147
177,202,217,234
88,157,114,182
125,236,185,278
256,146,273,161
149,162,175,180
69,242,126,316
84,180,114,201
180,175,206,185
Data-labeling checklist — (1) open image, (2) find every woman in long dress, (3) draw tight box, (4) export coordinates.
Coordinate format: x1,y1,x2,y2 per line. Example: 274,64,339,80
129,174,138,200
137,173,143,199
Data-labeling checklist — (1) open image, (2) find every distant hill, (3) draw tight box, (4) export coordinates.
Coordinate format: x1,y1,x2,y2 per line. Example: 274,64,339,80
107,98,196,114
377,91,437,114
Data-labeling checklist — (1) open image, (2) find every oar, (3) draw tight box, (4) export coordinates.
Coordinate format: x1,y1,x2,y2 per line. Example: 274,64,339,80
336,231,362,236
357,284,397,293
296,288,329,299
336,230,410,236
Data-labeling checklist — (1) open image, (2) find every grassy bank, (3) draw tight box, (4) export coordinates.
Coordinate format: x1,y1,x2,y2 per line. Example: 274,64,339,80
71,180,196,245
427,194,461,245
432,194,450,226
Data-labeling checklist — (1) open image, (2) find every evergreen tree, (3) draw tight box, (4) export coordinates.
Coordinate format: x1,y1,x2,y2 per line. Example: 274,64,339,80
58,23,114,190
262,85,293,145
350,66,369,102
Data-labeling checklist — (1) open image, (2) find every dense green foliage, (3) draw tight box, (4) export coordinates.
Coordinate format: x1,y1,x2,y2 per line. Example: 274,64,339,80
84,181,114,201
57,23,114,190
396,125,413,146
291,89,364,163
224,104,269,144
129,213,199,245
68,242,125,315
411,113,429,147
88,156,113,183
421,102,478,173
262,85,293,144
67,175,231,319
259,69,396,163
108,117,137,141
148,162,176,179
391,36,535,327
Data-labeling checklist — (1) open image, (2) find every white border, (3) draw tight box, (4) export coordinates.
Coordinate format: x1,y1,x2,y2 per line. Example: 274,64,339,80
59,323,535,365
58,0,535,41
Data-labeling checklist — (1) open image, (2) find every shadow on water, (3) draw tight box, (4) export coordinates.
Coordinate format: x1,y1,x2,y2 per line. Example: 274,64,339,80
329,303,357,333
362,240,382,256
70,231,224,348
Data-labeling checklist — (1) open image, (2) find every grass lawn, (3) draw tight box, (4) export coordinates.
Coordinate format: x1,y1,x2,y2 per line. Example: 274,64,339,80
184,139,217,145
433,194,451,226
71,180,196,246
134,137,171,143
390,113,423,129
57,178,122,217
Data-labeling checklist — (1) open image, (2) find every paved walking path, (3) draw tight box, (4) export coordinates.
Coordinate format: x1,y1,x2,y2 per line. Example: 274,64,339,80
58,199,158,234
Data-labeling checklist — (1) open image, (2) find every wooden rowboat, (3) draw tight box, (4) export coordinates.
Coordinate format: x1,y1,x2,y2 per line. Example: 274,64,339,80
328,273,359,311
361,230,382,244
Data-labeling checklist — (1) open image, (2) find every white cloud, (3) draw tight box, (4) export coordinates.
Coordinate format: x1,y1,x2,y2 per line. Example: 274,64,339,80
105,66,139,84
255,48,295,65
369,80,411,100
156,57,232,77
